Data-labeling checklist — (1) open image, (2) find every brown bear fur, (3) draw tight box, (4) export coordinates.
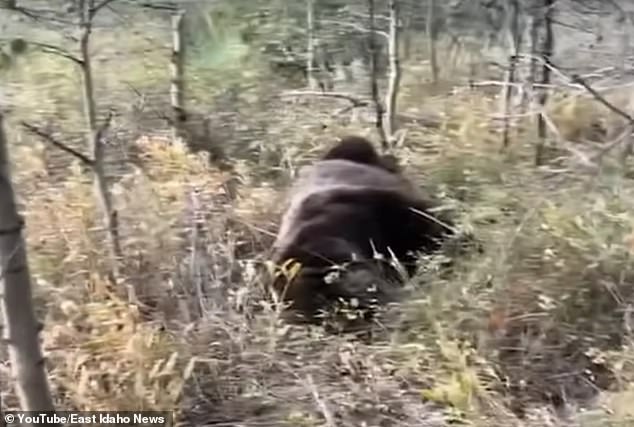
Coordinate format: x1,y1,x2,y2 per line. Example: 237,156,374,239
270,136,455,322
322,135,401,174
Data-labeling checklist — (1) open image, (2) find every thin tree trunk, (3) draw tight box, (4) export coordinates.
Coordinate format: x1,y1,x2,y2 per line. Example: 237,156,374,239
427,0,438,84
523,10,540,109
384,0,402,145
170,9,187,142
535,0,554,166
306,0,317,89
618,12,630,72
501,0,522,149
368,0,388,149
78,0,121,281
402,16,411,60
0,113,56,413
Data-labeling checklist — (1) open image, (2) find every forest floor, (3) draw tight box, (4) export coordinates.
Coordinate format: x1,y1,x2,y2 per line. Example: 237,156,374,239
1,7,634,427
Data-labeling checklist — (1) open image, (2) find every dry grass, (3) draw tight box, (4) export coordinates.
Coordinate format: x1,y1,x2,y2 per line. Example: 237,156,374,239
2,29,634,427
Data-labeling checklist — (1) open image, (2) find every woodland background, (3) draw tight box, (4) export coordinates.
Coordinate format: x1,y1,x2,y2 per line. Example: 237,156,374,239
1,0,634,426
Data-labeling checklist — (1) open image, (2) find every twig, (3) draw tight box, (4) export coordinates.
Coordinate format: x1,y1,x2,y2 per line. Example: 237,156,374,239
546,61,634,170
12,6,77,28
550,18,595,34
134,1,178,11
409,207,458,234
90,0,118,17
29,41,83,65
320,19,389,39
281,91,369,107
20,121,94,167
305,374,337,427
12,6,45,22
470,80,559,90
515,54,577,87
393,128,408,148
569,73,634,125
95,109,114,144
124,82,174,125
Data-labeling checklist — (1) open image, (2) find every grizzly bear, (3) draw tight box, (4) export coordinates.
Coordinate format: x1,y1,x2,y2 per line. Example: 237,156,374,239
270,135,456,322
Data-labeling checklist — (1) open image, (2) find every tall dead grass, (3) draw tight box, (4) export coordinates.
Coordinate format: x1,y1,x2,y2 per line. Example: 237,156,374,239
2,53,634,427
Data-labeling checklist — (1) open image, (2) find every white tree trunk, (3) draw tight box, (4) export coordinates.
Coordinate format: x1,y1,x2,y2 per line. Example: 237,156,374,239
170,10,187,141
384,0,402,144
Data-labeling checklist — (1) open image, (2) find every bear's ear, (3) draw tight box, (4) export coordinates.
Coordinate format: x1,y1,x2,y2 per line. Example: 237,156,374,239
323,135,380,164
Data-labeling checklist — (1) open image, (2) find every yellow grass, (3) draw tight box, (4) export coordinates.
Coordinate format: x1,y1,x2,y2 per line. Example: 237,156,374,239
1,29,634,426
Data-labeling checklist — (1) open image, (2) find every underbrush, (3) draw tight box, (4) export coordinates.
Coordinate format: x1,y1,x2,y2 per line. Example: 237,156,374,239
2,70,634,427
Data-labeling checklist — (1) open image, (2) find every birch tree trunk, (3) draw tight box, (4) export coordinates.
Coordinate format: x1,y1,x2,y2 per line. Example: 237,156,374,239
384,0,402,145
170,9,187,142
427,0,438,84
535,0,554,166
0,113,56,413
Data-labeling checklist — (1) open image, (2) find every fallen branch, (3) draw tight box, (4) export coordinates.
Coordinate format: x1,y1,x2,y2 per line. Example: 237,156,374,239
281,91,369,107
470,80,560,90
320,19,389,39
20,121,94,166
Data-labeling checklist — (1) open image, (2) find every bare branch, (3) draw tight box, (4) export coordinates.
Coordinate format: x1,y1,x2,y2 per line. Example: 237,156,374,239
12,6,77,27
29,41,83,65
125,82,175,125
542,59,634,127
95,109,114,144
471,80,558,90
320,20,389,39
305,375,337,427
570,73,634,126
20,122,95,167
91,0,118,17
134,1,178,11
550,18,595,34
12,7,45,21
348,10,392,22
